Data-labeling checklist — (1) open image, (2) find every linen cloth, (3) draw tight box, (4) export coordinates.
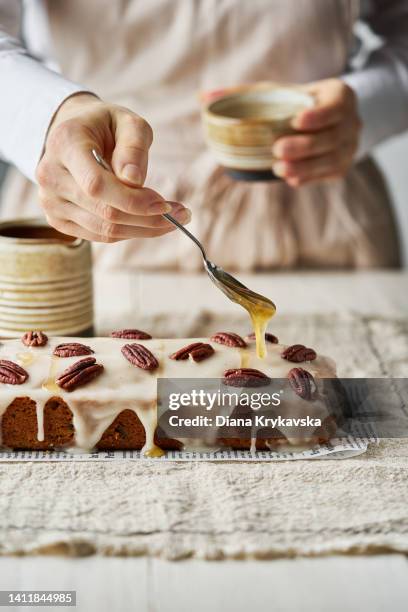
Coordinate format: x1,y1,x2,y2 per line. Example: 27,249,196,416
0,312,407,560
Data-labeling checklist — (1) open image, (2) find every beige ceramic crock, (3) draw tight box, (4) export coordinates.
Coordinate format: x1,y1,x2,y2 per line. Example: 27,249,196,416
0,218,94,337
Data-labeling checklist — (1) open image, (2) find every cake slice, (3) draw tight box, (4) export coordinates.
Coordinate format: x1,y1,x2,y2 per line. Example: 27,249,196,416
0,332,338,455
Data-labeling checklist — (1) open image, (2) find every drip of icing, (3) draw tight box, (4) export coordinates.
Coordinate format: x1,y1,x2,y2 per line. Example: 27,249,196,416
133,401,165,458
68,398,129,451
35,398,45,441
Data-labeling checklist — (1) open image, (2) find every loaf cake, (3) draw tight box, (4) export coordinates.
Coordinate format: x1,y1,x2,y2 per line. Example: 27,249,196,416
0,330,338,455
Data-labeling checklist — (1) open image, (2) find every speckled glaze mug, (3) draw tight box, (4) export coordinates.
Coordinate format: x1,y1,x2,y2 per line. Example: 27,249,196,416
0,218,94,337
202,82,314,181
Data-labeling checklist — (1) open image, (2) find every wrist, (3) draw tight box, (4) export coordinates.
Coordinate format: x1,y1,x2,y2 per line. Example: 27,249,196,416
51,92,101,127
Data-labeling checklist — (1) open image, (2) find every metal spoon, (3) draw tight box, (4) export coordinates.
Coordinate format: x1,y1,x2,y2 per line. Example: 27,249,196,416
91,149,275,313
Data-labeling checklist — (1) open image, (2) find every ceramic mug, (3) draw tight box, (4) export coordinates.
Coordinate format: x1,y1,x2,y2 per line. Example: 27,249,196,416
0,218,94,337
202,82,314,181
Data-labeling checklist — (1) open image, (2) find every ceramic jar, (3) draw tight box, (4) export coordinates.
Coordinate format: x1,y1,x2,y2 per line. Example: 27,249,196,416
0,218,94,337
202,82,314,181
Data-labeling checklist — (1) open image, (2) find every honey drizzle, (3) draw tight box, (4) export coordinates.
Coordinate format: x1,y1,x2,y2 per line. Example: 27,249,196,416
240,348,250,369
133,401,165,458
42,355,60,393
222,284,276,359
247,305,275,360
16,351,35,367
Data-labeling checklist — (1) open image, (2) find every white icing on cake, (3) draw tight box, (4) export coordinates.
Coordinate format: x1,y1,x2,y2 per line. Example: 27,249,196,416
0,337,337,453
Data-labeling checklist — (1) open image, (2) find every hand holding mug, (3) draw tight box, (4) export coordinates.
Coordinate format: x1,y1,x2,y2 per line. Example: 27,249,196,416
272,79,362,187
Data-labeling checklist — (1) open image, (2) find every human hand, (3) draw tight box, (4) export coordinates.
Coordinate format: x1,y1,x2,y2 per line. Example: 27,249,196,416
36,94,191,242
272,79,361,187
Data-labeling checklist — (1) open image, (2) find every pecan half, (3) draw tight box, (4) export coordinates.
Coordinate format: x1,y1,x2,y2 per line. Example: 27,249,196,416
53,342,94,358
189,343,215,362
223,368,271,388
281,344,317,363
0,359,29,385
122,343,159,371
246,332,279,344
170,342,207,360
210,332,247,348
21,330,48,347
56,357,104,391
111,329,152,340
288,367,316,400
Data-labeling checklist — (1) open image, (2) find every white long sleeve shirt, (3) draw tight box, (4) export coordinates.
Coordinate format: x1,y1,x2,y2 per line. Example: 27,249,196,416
0,0,88,181
1,0,408,182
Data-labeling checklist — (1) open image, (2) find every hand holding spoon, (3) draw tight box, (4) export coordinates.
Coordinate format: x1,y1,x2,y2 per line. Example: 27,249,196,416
92,149,276,357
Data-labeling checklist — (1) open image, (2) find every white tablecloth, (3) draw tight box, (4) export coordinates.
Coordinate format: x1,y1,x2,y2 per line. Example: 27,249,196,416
0,272,407,559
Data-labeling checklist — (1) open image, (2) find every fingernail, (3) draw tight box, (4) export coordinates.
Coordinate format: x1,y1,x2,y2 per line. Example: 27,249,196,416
149,201,172,214
272,142,283,158
122,164,142,185
271,161,286,178
174,208,192,224
288,178,301,189
290,114,304,130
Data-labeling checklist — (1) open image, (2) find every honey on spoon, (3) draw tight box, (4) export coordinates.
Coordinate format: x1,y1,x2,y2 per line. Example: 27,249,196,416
210,269,276,359
92,149,276,357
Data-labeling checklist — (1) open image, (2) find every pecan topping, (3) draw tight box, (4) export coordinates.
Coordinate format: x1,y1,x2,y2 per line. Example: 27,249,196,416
281,344,317,363
210,332,247,348
189,343,215,362
122,343,159,371
288,367,316,400
53,342,94,358
223,368,271,388
21,331,48,347
170,342,207,360
0,359,29,385
56,357,104,391
246,332,279,344
111,329,152,340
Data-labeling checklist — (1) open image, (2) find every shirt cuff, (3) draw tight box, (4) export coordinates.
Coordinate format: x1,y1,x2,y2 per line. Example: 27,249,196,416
0,52,95,182
342,53,408,160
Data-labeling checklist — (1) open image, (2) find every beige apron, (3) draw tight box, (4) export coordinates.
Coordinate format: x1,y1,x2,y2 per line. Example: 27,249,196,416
1,0,401,270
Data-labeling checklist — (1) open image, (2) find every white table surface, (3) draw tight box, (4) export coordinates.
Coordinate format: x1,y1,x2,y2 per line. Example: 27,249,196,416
1,271,407,612
1,555,408,612
94,270,408,333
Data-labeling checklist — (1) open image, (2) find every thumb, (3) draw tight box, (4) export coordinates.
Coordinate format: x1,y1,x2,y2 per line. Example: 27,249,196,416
111,112,153,186
292,80,345,131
